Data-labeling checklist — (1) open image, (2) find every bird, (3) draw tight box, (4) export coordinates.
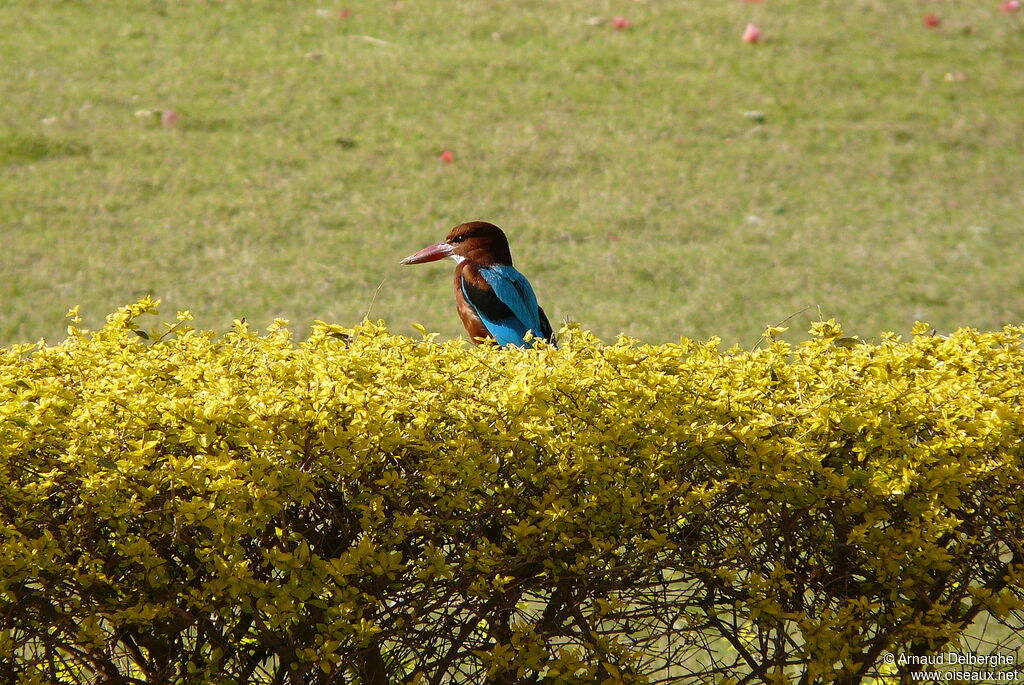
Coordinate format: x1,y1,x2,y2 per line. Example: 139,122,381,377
400,221,555,347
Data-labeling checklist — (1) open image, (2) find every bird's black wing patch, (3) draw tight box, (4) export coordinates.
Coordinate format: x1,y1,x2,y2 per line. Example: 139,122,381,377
461,271,517,322
538,306,556,345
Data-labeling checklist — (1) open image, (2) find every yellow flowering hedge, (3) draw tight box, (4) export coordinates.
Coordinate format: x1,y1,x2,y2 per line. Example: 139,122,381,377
1,300,1022,684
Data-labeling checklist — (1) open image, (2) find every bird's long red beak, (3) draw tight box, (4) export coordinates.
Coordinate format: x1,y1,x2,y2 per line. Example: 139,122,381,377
400,242,452,265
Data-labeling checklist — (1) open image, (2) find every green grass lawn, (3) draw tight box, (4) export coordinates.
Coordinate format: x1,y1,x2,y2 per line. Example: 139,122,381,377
2,0,1022,348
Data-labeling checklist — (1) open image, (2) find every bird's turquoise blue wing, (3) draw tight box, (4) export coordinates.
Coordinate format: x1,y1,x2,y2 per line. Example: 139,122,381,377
461,265,545,347
479,265,542,332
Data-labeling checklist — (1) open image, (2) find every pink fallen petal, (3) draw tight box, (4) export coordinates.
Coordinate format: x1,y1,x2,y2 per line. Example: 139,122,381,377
923,14,941,28
613,16,631,30
160,109,180,127
439,150,454,163
742,23,762,43
1001,0,1020,12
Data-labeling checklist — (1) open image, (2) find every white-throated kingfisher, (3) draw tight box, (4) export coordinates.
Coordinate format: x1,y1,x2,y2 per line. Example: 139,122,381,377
401,221,555,347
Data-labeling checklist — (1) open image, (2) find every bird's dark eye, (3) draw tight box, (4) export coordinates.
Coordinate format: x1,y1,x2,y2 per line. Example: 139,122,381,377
451,234,467,243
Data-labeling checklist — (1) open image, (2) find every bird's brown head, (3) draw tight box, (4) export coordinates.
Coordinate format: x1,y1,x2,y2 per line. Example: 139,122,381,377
400,221,514,267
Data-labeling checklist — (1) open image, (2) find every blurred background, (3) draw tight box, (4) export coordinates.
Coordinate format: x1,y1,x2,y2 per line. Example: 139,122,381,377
2,0,1022,348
